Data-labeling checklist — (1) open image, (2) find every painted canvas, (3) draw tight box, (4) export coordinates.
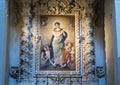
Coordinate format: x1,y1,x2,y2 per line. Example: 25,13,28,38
40,15,75,71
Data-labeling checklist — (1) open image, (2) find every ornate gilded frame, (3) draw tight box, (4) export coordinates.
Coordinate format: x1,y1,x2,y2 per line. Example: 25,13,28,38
34,13,82,75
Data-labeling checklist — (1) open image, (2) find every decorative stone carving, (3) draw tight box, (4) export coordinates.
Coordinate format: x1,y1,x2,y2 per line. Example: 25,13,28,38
12,0,99,84
79,0,98,81
96,66,105,78
38,0,76,14
19,0,34,81
10,66,19,79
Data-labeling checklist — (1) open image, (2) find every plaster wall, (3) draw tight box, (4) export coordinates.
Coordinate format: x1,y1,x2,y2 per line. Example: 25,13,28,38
115,0,120,84
0,0,9,85
104,0,118,85
94,1,106,85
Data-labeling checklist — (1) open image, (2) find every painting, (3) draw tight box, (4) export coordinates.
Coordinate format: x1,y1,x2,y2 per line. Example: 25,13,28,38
39,15,76,71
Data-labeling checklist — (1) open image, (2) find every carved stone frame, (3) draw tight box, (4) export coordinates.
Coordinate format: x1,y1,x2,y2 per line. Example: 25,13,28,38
17,0,97,83
34,12,82,75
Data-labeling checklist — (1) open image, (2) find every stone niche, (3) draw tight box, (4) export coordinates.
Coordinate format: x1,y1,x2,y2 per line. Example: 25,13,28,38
9,0,104,85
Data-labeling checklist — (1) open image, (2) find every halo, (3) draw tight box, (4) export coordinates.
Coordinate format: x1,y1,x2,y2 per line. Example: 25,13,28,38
52,20,63,28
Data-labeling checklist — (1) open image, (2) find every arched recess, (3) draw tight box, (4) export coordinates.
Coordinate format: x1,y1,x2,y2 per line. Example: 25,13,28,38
7,0,107,85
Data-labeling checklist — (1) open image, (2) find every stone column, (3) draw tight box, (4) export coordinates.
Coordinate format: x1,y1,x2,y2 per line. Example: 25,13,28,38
80,0,97,81
19,0,34,81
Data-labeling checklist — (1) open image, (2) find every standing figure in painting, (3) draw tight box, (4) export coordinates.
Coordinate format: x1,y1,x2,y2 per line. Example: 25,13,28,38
49,22,67,66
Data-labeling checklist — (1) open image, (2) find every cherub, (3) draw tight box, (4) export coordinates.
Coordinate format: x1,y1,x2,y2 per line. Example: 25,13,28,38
65,42,73,64
41,46,51,62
